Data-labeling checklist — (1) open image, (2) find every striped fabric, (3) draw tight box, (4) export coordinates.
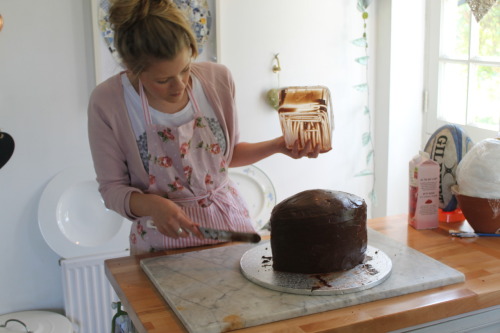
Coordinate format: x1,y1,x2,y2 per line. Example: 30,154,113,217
130,182,254,254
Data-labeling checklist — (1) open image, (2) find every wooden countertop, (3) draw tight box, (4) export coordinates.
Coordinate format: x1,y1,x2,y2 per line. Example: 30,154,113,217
105,215,500,332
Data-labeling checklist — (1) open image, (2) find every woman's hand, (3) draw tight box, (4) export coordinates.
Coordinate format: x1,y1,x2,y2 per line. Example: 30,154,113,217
280,137,322,159
130,192,204,239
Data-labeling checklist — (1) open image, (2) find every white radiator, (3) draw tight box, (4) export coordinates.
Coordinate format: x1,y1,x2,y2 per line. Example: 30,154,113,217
61,251,129,333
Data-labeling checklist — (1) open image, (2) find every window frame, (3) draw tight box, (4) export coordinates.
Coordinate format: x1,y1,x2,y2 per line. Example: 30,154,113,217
424,0,499,143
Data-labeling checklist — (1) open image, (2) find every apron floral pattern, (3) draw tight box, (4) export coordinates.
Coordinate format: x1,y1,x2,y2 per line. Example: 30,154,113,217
129,80,254,254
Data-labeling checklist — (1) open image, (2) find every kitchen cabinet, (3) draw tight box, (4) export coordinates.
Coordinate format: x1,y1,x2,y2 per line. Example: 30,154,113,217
105,215,500,332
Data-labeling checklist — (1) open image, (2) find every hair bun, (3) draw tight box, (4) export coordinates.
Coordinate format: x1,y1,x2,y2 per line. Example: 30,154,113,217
109,0,198,73
109,0,171,32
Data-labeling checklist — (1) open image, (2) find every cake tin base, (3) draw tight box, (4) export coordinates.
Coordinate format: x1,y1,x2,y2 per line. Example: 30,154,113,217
240,243,392,295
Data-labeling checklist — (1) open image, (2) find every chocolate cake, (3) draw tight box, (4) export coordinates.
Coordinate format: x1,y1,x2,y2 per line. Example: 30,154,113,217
270,189,367,274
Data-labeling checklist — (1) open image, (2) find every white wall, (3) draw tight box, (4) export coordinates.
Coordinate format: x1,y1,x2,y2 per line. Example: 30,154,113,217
216,0,377,214
0,0,425,317
373,0,426,218
385,0,426,216
0,0,95,313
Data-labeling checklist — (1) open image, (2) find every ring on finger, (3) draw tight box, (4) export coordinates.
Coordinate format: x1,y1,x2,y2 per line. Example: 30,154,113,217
177,227,183,235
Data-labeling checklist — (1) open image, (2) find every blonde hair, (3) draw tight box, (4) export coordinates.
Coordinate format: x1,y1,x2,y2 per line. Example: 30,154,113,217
109,0,198,74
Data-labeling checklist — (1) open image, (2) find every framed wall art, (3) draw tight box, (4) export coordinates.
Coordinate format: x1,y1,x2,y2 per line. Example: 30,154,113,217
90,0,216,85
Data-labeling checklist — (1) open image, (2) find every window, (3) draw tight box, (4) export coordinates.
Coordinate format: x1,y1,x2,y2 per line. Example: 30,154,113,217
425,0,499,141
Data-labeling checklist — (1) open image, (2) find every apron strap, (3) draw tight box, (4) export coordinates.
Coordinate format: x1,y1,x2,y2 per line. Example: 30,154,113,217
186,85,202,116
170,177,229,203
138,80,153,126
170,178,237,222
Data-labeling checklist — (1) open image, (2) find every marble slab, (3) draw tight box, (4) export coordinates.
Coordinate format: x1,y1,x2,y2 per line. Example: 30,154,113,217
140,229,465,333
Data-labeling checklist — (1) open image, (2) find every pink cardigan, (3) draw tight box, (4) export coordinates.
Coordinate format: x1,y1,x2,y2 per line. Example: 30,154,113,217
87,62,240,220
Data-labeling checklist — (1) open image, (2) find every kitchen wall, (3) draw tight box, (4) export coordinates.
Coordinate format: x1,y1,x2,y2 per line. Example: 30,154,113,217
374,0,426,217
216,0,376,211
1,0,95,314
215,0,425,218
0,0,424,315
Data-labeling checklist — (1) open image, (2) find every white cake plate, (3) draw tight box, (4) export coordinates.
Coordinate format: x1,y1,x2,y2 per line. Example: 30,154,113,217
240,242,392,295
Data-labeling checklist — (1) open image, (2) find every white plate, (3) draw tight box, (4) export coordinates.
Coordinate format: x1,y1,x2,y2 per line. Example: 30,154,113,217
38,165,130,258
0,311,72,333
228,165,276,231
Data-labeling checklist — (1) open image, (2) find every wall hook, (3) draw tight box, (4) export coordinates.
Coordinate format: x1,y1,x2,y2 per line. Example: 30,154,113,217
0,14,4,32
272,53,281,73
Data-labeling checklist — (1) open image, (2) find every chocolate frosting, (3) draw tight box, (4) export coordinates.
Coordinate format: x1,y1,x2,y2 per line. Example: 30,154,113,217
271,189,366,222
270,189,367,274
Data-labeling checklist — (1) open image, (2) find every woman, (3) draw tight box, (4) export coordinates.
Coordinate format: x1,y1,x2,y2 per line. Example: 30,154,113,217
88,0,322,254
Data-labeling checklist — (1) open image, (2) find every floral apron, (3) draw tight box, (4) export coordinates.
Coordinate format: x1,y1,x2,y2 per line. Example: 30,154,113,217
129,81,253,254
